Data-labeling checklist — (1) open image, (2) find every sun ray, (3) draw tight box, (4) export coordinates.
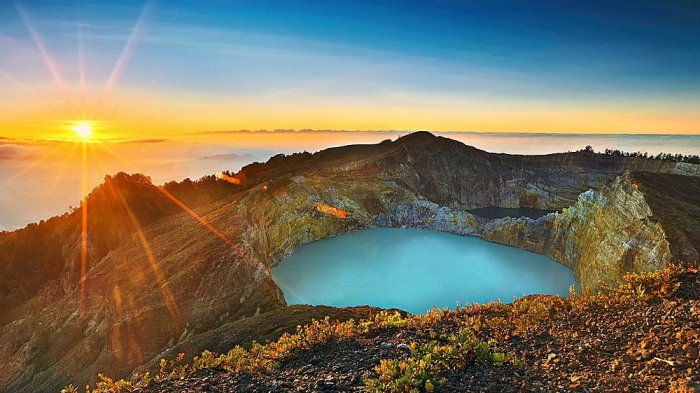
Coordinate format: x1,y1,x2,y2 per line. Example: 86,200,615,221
72,139,267,317
41,142,79,204
110,285,124,361
78,141,89,310
268,273,308,305
76,21,87,105
0,67,30,90
4,143,68,184
106,180,184,334
86,143,186,333
89,140,263,276
124,292,145,364
92,139,128,162
16,3,70,102
155,187,268,276
98,1,151,104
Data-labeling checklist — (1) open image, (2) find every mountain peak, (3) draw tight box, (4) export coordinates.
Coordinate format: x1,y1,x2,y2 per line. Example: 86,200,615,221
397,131,437,142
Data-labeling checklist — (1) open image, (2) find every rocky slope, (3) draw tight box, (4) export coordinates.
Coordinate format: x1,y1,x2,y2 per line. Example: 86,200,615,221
480,171,700,290
134,265,700,393
0,132,698,392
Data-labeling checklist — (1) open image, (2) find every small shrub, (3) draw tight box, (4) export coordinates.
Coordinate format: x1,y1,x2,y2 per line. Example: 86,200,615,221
370,311,407,330
506,296,564,335
614,266,683,300
405,308,449,331
364,327,506,392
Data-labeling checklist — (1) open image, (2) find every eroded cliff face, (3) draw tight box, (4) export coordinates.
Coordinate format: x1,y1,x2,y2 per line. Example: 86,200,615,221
550,174,672,289
1,132,698,392
480,173,677,290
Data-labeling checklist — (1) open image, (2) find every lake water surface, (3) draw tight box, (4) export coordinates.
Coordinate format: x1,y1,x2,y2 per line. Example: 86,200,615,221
272,228,575,314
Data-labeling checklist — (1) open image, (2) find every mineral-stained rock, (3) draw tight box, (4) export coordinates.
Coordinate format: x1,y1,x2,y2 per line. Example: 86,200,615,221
0,132,698,392
481,171,699,290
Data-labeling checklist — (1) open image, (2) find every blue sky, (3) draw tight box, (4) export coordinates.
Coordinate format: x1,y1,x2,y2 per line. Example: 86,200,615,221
1,0,699,135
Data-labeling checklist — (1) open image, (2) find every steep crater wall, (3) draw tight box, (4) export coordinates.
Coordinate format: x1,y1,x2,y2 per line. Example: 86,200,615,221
237,166,696,292
480,172,679,290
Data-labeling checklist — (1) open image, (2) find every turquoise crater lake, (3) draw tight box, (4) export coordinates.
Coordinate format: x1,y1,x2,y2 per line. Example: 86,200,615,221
272,228,575,314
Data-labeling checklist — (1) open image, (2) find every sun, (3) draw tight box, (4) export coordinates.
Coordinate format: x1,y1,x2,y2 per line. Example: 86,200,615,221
72,121,94,140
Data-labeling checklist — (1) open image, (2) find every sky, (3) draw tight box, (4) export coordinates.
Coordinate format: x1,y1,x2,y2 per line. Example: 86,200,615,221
1,0,699,140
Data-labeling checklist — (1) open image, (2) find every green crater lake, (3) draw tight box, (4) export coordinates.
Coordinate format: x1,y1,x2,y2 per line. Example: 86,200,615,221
272,228,575,314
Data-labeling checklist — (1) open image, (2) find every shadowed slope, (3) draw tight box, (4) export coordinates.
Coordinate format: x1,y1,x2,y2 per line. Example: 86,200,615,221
632,172,700,262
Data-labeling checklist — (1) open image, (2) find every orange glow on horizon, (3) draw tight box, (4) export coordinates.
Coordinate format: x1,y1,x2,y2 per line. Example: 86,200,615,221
3,87,700,140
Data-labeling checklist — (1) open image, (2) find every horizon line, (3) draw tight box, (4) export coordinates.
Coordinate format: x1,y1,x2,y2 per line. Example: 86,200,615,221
188,129,700,137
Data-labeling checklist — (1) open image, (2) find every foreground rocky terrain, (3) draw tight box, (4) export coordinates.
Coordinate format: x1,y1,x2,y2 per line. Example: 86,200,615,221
1,132,699,392
72,265,700,393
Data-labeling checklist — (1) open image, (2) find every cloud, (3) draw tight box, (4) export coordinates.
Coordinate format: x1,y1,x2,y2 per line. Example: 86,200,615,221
0,145,20,160
117,138,167,144
0,137,32,146
18,137,169,145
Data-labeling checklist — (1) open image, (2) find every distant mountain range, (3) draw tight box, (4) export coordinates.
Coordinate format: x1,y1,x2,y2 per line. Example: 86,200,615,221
196,152,258,161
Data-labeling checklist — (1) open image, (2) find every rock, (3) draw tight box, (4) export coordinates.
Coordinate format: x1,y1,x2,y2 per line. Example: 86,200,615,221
314,379,335,389
379,342,393,349
481,172,694,290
